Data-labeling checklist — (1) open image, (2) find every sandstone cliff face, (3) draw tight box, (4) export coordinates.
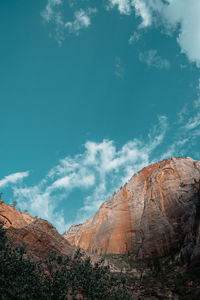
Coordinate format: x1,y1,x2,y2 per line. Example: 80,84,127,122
0,202,74,258
64,157,200,261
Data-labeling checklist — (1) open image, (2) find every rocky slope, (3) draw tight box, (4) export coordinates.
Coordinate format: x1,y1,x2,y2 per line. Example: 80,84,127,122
0,201,74,258
64,157,200,263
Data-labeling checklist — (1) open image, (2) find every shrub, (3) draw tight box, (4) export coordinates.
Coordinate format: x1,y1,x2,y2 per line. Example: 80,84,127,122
0,222,133,299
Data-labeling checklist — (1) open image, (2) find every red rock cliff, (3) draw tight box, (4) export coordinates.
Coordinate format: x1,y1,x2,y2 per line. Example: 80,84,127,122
0,202,74,258
64,157,200,261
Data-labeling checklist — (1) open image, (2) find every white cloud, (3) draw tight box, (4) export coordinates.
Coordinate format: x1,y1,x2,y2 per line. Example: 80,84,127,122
185,111,200,130
108,0,132,15
163,0,200,67
10,115,168,233
3,98,200,233
108,0,151,28
129,0,200,67
177,104,188,124
66,8,97,35
139,49,170,69
0,172,29,188
107,0,200,67
41,0,62,22
129,31,141,44
181,93,200,130
5,83,200,234
132,0,152,28
50,172,95,190
41,2,97,44
159,139,189,161
13,186,66,233
42,0,200,67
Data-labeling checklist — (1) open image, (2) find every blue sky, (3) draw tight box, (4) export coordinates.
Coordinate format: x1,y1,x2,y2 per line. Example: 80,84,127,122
1,0,200,232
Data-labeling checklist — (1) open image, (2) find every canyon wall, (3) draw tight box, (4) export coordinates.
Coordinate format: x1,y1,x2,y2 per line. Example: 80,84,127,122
64,157,200,261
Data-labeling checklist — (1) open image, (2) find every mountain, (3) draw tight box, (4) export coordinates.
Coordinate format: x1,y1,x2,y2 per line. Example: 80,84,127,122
1,157,200,299
0,201,74,259
64,157,200,264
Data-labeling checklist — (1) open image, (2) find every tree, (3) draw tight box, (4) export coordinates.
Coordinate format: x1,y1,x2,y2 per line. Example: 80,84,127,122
0,222,133,299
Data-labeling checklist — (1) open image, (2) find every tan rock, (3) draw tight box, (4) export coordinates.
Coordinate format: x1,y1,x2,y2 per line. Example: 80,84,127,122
0,202,74,258
64,157,200,261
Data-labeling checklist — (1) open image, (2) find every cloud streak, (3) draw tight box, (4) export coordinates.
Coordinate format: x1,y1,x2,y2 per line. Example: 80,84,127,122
9,115,167,233
139,49,170,69
0,172,29,188
3,95,200,234
42,0,200,68
41,1,97,44
65,8,97,35
106,0,200,67
129,31,141,44
41,0,62,23
130,0,200,67
108,0,132,15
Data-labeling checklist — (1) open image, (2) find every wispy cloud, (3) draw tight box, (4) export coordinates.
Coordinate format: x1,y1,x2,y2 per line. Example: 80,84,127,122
162,0,200,67
9,115,167,233
41,0,62,23
114,56,125,78
108,0,151,28
66,8,97,35
108,0,132,15
41,1,97,44
139,49,170,69
185,112,200,131
129,0,200,67
0,172,29,188
13,186,66,233
5,90,200,233
107,0,200,67
132,0,152,28
183,94,200,130
42,0,200,68
129,31,141,44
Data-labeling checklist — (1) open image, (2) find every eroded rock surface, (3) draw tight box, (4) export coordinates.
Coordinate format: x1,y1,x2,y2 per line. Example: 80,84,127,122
0,202,74,258
64,157,200,261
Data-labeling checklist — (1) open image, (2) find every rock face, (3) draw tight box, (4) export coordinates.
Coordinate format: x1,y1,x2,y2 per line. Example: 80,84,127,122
64,157,200,261
0,202,74,258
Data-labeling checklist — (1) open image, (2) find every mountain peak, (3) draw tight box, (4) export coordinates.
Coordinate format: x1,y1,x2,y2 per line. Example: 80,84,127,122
64,157,200,263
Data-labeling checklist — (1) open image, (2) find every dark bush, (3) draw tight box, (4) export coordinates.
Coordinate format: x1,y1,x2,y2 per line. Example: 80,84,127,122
0,222,132,299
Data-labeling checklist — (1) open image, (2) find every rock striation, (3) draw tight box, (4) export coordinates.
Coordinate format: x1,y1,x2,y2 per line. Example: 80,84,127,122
0,202,74,258
64,157,200,262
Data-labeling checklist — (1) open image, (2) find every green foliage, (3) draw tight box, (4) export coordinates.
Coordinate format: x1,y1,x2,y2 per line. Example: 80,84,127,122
0,222,7,251
104,252,200,299
0,222,133,299
0,223,46,299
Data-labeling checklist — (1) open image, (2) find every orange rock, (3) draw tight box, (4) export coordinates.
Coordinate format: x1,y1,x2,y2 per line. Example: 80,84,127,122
0,203,74,258
64,157,200,261
0,202,35,228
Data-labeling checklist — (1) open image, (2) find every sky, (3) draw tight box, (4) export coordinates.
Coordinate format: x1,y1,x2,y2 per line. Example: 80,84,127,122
0,0,200,233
